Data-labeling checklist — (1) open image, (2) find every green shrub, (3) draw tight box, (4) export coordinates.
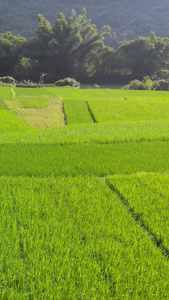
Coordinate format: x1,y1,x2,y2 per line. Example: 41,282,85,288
154,79,169,91
122,84,130,90
143,76,153,90
0,76,15,85
124,79,144,90
94,84,100,89
55,77,80,88
124,77,169,91
156,69,169,80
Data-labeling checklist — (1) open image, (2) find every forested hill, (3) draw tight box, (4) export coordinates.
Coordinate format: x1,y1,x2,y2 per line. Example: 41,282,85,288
1,0,169,46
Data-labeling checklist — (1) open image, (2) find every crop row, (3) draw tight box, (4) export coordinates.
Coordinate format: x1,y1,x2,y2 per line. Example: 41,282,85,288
107,173,169,253
2,86,169,103
1,120,169,144
1,176,169,299
49,87,169,124
46,86,169,102
0,141,168,176
63,100,93,124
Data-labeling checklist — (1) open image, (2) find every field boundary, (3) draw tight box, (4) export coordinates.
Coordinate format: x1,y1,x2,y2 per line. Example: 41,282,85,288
105,178,169,259
62,100,67,125
11,87,16,98
1,135,169,146
86,101,97,123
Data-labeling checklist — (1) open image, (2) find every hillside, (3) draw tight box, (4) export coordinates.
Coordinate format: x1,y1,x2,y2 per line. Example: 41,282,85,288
1,0,169,46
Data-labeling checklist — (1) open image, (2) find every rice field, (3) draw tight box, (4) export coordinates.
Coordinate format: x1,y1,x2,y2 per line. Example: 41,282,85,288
18,96,49,108
0,141,169,176
0,86,169,299
107,173,169,252
63,100,94,124
3,95,65,130
88,99,169,122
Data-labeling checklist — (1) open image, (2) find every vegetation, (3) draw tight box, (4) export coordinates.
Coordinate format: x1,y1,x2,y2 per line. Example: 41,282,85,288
124,76,169,91
63,100,94,124
4,98,65,130
0,76,15,85
1,176,169,299
55,78,80,88
0,86,169,298
1,0,169,46
2,8,169,85
107,173,169,252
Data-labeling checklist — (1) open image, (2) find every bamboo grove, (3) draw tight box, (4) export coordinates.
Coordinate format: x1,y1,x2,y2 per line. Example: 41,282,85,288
1,9,169,84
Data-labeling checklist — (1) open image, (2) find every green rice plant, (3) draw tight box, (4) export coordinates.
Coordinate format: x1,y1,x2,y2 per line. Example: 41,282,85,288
3,98,65,130
1,86,167,106
1,121,169,145
1,176,169,299
138,173,169,198
0,99,7,110
0,111,34,134
18,96,49,108
107,173,169,252
47,86,169,101
88,99,169,123
0,86,13,100
14,87,54,97
1,86,169,299
0,140,168,176
63,100,94,124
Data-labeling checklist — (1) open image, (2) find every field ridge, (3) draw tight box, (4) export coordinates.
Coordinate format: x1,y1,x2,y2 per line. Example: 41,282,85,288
86,101,97,123
62,100,67,125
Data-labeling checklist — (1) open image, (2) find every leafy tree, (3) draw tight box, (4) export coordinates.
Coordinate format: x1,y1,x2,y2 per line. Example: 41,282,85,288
117,33,169,80
35,8,111,81
36,14,52,44
0,32,26,76
73,8,111,79
14,57,40,82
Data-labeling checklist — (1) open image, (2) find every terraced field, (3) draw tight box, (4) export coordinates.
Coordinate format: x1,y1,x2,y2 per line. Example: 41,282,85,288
0,86,169,299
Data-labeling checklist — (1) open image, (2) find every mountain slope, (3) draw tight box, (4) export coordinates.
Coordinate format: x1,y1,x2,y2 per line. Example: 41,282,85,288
1,0,169,45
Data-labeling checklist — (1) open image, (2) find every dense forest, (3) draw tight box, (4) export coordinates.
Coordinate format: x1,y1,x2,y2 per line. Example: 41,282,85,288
1,8,169,86
1,0,169,47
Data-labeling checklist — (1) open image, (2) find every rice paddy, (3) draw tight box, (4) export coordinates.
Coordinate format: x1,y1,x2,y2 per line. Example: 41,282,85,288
0,86,169,299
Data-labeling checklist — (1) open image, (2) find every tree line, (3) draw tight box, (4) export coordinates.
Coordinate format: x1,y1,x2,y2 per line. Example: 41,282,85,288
1,9,169,84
